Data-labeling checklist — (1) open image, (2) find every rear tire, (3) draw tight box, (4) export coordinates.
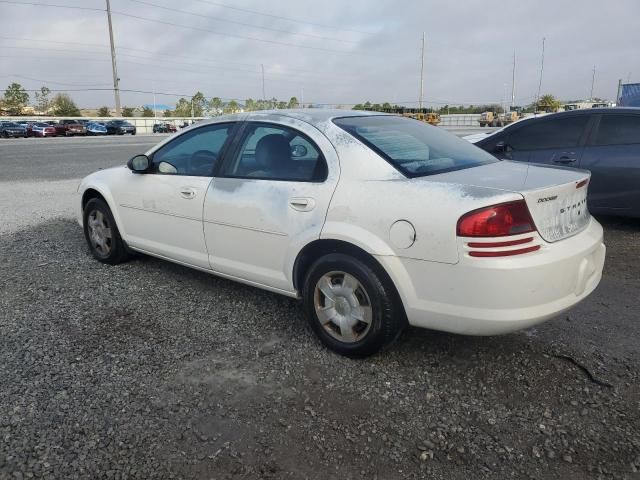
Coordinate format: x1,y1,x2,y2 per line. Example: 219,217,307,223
302,253,404,358
83,198,130,265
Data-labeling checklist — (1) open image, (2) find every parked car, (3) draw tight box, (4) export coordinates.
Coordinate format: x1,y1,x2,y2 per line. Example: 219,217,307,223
29,122,57,137
469,107,640,218
78,110,605,357
152,123,177,133
105,120,136,135
55,119,87,136
86,122,108,136
0,121,28,138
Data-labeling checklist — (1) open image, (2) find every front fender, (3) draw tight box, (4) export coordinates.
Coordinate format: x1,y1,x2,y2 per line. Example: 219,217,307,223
78,171,128,238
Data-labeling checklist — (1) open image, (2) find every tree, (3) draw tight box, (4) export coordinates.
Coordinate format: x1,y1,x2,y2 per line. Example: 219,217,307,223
141,106,154,117
224,100,239,114
3,82,30,115
244,98,256,112
191,91,206,116
537,94,561,112
287,97,299,109
174,98,192,117
34,86,51,114
121,106,135,117
97,106,111,117
277,101,287,109
50,93,81,116
207,97,223,116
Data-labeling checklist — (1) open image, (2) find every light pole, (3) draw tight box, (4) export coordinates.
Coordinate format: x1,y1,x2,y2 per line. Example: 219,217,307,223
419,32,425,110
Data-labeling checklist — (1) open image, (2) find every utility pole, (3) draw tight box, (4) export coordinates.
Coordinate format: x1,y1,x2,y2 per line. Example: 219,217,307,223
535,37,546,109
616,79,623,106
590,66,596,100
261,64,266,102
105,0,121,116
419,32,425,110
511,51,516,108
152,81,156,119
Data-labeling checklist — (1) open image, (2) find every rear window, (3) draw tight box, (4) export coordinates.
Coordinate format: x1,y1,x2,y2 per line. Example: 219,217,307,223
333,115,498,177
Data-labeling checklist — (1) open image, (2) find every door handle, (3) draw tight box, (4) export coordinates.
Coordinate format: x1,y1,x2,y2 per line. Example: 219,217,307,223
179,187,197,199
554,157,577,164
289,197,315,212
553,153,577,164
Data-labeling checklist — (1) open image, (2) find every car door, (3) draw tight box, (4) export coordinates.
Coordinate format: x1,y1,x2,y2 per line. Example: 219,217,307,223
579,113,640,215
112,122,238,268
203,118,340,293
502,114,592,166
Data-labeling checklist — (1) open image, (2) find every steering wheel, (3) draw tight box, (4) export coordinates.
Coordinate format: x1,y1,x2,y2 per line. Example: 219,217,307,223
190,150,217,175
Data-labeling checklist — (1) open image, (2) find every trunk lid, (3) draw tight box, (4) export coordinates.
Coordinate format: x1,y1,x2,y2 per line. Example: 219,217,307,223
430,160,591,242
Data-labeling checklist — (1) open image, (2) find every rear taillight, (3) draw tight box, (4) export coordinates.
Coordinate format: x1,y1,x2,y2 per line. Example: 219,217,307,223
457,200,536,238
458,200,540,257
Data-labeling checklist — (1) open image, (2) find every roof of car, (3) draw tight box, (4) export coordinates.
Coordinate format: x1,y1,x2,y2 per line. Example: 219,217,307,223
250,108,388,124
544,107,640,117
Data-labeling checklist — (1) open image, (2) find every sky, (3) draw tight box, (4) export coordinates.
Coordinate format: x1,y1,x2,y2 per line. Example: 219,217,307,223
0,0,638,109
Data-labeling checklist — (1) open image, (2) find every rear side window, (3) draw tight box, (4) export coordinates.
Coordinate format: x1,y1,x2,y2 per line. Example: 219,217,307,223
594,115,640,146
333,115,497,178
507,115,589,150
221,123,327,182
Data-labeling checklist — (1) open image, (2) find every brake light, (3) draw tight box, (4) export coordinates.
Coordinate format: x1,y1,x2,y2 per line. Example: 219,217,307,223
457,200,536,238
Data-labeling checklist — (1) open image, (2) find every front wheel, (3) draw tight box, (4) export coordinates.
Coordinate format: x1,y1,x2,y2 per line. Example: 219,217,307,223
83,198,130,265
302,253,405,358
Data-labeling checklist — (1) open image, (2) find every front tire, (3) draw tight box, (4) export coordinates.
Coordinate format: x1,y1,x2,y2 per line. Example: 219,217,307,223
83,198,129,265
302,253,404,358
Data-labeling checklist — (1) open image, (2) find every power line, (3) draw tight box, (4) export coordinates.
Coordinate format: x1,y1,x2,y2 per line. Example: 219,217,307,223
111,11,355,54
0,36,356,76
5,74,111,87
186,0,373,36
0,0,103,12
0,1,356,54
128,0,354,44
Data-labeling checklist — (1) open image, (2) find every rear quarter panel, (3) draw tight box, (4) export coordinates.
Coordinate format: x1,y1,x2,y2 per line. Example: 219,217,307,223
320,123,521,264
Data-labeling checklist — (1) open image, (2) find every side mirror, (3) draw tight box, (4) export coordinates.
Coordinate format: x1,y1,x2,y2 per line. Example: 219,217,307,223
127,154,150,173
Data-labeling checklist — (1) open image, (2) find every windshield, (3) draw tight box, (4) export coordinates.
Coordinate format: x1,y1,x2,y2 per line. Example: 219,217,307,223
3,122,19,127
333,115,498,177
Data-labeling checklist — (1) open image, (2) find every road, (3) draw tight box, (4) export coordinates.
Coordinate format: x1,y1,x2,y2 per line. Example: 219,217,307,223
0,136,639,479
0,135,166,182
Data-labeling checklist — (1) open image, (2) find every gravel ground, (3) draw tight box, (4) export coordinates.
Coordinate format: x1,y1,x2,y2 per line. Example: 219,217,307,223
0,139,639,479
1,217,639,479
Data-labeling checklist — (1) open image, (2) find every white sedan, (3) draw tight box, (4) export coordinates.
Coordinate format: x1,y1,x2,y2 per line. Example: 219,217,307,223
77,110,605,357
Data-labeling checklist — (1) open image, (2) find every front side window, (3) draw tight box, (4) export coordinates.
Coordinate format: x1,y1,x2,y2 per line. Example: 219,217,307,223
594,115,640,146
507,115,589,150
150,123,234,176
334,115,497,177
221,123,327,182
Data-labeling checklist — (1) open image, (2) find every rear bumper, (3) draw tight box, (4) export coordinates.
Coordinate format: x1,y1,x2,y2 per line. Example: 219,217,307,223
376,218,605,335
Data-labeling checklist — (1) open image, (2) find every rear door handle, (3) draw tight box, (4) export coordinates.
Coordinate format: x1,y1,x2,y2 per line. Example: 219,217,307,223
179,187,197,199
289,197,315,212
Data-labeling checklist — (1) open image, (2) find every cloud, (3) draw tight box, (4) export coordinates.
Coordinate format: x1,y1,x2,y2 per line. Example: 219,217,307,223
1,0,638,109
